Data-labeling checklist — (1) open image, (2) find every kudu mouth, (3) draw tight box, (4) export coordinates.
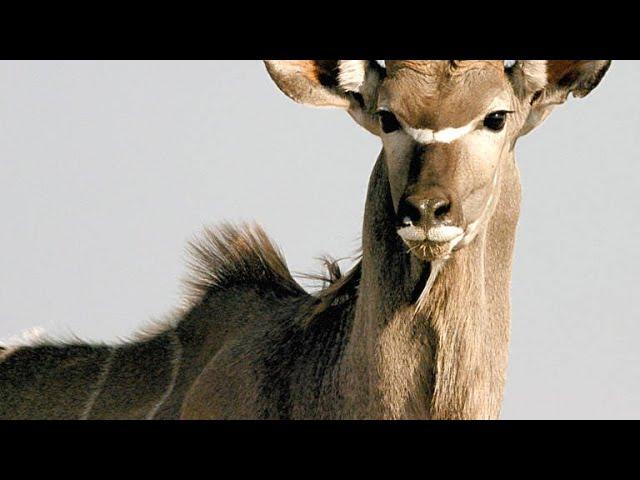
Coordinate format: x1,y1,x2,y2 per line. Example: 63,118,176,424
393,181,467,261
398,224,465,261
397,167,502,262
398,224,464,243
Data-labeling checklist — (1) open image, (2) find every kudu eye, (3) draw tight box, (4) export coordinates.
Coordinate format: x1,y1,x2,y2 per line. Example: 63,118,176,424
377,110,401,134
483,110,511,132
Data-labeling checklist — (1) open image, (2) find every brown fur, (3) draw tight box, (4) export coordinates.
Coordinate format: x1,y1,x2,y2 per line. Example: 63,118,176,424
0,60,610,419
183,222,307,303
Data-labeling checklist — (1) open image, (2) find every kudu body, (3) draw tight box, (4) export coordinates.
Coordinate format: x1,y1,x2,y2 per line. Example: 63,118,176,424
0,60,610,419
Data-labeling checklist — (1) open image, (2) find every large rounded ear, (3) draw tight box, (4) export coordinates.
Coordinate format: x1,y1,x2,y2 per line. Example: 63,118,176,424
264,60,385,135
509,60,612,136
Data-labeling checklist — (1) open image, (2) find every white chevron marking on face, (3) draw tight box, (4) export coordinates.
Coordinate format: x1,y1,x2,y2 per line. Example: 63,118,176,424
405,120,476,145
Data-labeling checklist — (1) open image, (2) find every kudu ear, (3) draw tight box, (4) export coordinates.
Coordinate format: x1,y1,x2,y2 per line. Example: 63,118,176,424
264,60,384,135
509,60,612,136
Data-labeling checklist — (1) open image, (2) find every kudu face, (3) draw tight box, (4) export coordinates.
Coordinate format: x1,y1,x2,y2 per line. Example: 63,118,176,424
265,60,611,261
377,60,518,260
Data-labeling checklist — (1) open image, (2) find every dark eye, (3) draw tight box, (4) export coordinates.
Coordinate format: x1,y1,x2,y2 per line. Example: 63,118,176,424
377,110,401,134
483,111,510,132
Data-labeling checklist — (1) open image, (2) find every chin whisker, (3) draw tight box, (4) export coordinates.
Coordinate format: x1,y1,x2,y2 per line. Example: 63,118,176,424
406,243,423,255
415,259,444,315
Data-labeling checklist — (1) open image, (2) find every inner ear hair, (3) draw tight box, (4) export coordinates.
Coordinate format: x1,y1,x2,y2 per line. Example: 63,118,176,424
337,60,385,94
264,60,351,109
513,60,611,137
529,89,543,105
508,60,612,101
264,60,385,136
264,60,385,112
337,60,386,112
546,60,612,98
506,60,548,99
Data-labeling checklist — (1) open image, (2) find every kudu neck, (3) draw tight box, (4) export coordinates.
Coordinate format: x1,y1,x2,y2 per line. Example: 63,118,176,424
342,151,520,419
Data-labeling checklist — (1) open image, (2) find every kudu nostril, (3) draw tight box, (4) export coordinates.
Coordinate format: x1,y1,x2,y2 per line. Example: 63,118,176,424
417,198,453,222
397,200,423,226
398,191,456,230
433,201,451,220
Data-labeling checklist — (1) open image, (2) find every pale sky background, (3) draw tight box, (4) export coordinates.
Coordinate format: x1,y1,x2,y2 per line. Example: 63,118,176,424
0,60,638,419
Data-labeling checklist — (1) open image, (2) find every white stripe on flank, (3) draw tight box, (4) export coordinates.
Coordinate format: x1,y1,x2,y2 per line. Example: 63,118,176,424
80,347,115,420
145,330,182,420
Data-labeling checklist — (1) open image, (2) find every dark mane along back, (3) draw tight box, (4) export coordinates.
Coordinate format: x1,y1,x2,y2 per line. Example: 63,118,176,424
183,222,362,320
183,223,309,304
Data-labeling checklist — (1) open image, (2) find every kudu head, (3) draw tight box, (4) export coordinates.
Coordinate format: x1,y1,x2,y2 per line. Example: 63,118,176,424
265,60,610,261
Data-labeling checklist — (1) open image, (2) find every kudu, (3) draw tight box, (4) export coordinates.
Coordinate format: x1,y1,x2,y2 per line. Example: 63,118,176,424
0,60,610,420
